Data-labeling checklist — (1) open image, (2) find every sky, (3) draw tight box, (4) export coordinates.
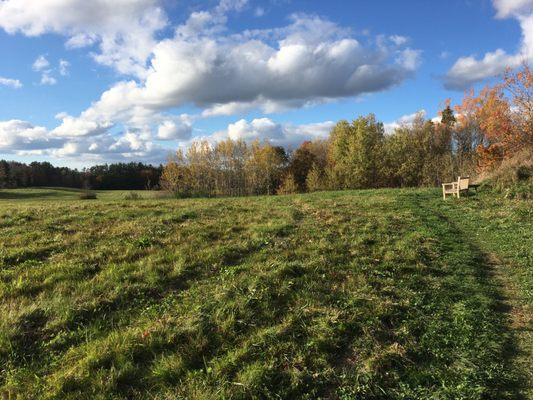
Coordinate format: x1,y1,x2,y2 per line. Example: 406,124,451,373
0,0,531,167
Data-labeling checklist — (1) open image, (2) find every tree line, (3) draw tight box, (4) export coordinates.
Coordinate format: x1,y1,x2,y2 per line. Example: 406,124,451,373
1,65,530,196
162,65,531,197
0,161,162,190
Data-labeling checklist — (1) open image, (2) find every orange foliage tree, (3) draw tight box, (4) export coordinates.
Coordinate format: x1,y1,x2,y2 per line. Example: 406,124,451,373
454,64,532,172
503,63,532,147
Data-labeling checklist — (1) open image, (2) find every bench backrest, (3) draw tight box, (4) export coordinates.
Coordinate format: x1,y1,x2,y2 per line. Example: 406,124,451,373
458,176,469,190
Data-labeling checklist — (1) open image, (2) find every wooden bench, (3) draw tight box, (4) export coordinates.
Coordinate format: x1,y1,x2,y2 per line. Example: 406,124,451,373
442,176,470,199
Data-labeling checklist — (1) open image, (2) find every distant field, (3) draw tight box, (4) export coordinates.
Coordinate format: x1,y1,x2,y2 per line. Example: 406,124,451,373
0,187,151,202
0,188,531,399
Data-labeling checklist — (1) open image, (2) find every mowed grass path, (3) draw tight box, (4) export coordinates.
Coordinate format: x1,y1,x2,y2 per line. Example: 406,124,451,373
0,188,531,399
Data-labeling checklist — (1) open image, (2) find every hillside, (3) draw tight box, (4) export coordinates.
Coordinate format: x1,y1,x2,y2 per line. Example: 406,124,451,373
0,188,531,399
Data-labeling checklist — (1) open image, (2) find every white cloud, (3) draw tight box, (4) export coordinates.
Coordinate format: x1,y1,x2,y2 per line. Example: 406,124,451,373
389,35,408,46
0,120,64,151
52,9,420,141
0,0,421,163
40,72,57,85
0,0,167,77
201,118,335,148
384,110,426,134
396,48,422,71
59,59,70,76
32,55,49,71
157,118,192,140
33,55,62,85
0,76,22,88
52,114,110,137
494,0,533,18
0,117,168,163
445,0,533,89
145,14,417,111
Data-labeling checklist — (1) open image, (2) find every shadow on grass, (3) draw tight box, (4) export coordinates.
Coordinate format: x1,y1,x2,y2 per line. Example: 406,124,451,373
410,192,528,400
0,191,63,200
0,187,84,200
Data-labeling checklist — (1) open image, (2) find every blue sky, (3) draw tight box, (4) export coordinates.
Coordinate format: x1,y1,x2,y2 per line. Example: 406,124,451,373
0,0,531,167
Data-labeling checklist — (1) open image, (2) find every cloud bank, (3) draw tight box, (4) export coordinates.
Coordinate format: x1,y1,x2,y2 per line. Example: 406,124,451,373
0,0,421,163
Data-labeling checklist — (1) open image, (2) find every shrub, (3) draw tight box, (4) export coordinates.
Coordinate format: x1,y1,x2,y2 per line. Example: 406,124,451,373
479,148,533,199
79,191,97,200
277,173,298,195
124,192,141,200
152,191,176,199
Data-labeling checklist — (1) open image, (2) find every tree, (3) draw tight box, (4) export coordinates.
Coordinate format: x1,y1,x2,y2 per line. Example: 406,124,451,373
453,92,484,175
503,63,532,149
214,139,248,197
305,163,326,192
160,150,192,197
327,115,384,189
245,141,287,195
0,160,8,189
288,141,317,192
277,173,298,194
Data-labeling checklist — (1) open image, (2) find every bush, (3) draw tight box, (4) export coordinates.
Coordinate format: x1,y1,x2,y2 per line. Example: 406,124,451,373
124,192,141,200
79,191,97,200
479,148,533,199
152,191,176,199
277,173,298,195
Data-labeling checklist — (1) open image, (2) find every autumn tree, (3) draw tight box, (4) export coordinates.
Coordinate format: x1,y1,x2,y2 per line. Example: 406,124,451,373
503,63,532,148
382,113,437,187
160,150,193,197
245,141,287,195
305,162,327,192
328,115,385,189
277,172,298,194
213,139,248,196
288,141,316,191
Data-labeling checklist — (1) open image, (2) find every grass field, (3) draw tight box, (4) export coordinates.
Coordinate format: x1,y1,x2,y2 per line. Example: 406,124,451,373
0,187,531,399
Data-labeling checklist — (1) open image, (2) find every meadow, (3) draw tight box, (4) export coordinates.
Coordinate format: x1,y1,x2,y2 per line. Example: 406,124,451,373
0,188,531,399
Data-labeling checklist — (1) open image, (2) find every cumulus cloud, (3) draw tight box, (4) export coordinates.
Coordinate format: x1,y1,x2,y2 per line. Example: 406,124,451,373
40,72,57,85
150,14,417,112
52,7,420,143
444,0,533,90
0,76,22,88
0,0,167,77
157,119,192,140
59,59,70,76
200,118,335,148
33,55,63,85
389,35,408,46
383,110,426,134
494,0,533,17
0,120,64,152
0,118,167,162
32,55,49,71
0,0,421,162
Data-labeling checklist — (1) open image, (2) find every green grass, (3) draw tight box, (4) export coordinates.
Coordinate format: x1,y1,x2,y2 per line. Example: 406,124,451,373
0,187,151,201
0,188,531,399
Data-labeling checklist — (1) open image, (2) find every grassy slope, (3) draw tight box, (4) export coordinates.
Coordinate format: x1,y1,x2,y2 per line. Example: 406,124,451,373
0,188,531,399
